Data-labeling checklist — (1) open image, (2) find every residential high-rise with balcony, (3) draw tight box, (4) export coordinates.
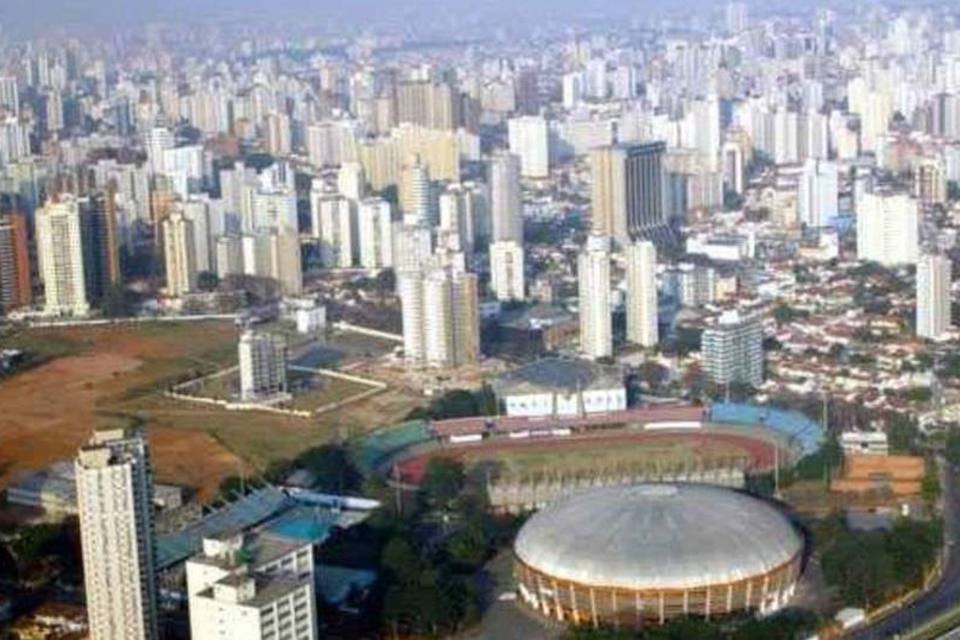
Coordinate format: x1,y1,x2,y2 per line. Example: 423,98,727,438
76,428,158,640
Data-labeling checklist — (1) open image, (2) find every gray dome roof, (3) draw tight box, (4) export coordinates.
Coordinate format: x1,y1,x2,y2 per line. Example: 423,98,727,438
514,484,802,591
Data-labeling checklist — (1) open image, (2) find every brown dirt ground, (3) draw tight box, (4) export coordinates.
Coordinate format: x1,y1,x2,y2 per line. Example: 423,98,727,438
0,323,247,502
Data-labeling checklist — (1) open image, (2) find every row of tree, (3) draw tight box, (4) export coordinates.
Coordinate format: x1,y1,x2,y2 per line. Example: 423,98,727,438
818,513,942,609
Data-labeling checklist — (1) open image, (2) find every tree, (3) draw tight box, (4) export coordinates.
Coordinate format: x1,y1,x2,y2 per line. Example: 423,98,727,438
946,430,960,468
197,270,220,292
295,444,361,494
887,416,920,454
100,283,134,318
640,360,668,391
418,458,465,509
921,461,941,507
444,520,489,571
375,269,396,305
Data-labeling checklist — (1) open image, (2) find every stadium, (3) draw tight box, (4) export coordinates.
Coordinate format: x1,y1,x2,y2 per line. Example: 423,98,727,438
513,483,804,628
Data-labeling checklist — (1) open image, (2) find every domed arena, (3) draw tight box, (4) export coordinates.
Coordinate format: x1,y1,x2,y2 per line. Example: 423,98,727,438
513,483,803,628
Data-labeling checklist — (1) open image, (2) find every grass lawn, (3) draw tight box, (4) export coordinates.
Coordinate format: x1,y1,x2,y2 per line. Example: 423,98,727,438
461,438,746,479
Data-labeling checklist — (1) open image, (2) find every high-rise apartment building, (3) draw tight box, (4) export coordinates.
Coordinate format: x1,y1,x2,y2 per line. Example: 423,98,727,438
162,210,197,297
489,240,525,301
399,154,433,225
37,196,90,316
0,212,32,313
357,198,394,269
856,192,919,266
917,253,952,340
238,330,288,402
625,240,658,348
508,116,550,179
702,311,763,387
578,235,613,360
312,193,356,269
400,264,479,369
797,159,838,228
489,152,523,243
76,428,159,640
395,80,461,131
80,191,122,305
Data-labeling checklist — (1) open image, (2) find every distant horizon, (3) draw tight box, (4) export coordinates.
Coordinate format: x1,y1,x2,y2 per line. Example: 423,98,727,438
0,0,840,39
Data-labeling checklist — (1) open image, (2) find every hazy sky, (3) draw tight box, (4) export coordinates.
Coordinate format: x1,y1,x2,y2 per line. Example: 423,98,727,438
0,0,729,37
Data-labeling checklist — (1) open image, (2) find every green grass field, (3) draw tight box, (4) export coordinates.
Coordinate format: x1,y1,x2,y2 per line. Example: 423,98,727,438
459,437,748,480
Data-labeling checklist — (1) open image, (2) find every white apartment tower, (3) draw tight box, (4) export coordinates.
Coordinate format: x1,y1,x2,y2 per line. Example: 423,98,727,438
400,265,479,368
508,116,550,178
37,196,90,316
578,235,613,360
797,159,838,228
399,155,432,225
76,428,158,640
357,198,394,269
313,194,356,269
857,192,919,266
489,240,525,302
917,253,952,340
625,240,658,348
489,151,523,243
238,330,288,401
162,210,198,297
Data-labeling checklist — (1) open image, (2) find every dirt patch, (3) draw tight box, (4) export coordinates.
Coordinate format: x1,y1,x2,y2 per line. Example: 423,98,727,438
0,354,142,486
0,323,247,501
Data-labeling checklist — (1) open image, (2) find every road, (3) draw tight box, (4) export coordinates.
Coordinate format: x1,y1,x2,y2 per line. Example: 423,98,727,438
851,460,960,639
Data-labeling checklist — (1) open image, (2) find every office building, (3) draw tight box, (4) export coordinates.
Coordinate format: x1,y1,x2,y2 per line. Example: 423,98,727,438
625,240,658,348
490,240,525,301
917,253,951,340
591,143,667,242
702,311,763,387
80,192,122,306
238,330,288,402
508,116,550,178
37,196,90,316
76,428,158,640
578,235,613,360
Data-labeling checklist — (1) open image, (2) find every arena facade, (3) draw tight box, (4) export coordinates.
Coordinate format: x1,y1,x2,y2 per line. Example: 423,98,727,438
513,483,803,628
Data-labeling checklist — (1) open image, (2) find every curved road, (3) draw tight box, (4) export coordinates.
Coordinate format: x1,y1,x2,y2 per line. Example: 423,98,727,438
851,461,960,639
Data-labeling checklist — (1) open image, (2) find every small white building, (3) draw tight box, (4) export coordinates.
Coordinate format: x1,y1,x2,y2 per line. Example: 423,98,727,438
491,358,626,417
187,532,317,640
283,297,327,335
840,431,889,456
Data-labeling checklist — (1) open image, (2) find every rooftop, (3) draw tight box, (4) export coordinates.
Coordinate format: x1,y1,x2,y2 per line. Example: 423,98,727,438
515,484,802,591
492,358,623,396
